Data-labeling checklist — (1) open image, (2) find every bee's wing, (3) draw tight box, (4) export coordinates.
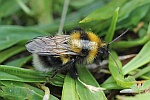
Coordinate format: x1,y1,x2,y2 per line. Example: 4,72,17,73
25,35,78,55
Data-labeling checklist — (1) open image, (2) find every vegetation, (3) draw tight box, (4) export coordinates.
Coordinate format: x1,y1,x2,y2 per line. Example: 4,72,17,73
0,0,150,100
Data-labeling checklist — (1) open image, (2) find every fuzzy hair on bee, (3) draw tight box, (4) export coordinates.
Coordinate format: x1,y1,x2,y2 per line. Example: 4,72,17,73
25,28,111,79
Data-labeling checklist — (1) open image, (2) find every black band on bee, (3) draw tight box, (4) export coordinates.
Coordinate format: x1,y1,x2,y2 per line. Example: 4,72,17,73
38,55,62,68
80,31,89,40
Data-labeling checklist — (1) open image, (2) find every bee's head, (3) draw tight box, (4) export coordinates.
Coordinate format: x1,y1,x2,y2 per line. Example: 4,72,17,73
97,44,109,61
98,29,129,72
99,29,129,54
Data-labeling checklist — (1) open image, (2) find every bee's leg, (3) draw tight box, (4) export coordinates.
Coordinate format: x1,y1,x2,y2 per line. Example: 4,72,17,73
68,64,78,79
50,59,75,78
50,70,59,78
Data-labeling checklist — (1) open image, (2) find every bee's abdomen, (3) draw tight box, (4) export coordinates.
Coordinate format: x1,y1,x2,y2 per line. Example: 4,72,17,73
33,54,62,72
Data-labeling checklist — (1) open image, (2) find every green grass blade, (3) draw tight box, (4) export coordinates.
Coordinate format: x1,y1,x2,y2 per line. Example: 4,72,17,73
0,81,58,100
0,46,25,63
111,34,150,49
0,0,21,17
6,56,32,67
0,65,64,86
133,65,150,78
0,25,48,50
105,7,119,43
80,0,126,23
33,1,105,32
119,0,150,21
76,65,107,100
62,75,79,100
108,51,135,88
123,40,150,75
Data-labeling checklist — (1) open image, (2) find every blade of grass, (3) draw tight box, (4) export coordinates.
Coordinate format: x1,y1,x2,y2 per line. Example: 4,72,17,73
133,65,150,78
105,7,119,43
0,81,58,100
0,65,47,82
32,1,106,32
108,51,135,88
76,64,107,100
0,65,64,86
15,0,33,16
118,0,150,21
123,40,150,75
0,0,21,17
28,0,53,24
62,74,79,100
80,0,126,23
6,56,32,67
0,25,48,50
101,80,122,89
0,46,25,63
111,34,150,49
117,3,150,29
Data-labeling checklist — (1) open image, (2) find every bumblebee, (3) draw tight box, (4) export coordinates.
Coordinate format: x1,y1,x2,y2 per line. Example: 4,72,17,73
25,28,109,79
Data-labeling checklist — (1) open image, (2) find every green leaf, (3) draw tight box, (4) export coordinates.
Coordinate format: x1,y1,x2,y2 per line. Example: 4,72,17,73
112,22,150,48
0,65,64,86
0,81,58,100
148,22,150,34
6,56,32,67
1,86,43,100
141,69,150,80
0,25,48,50
111,34,150,49
29,0,53,24
119,0,150,21
101,80,122,89
133,65,150,78
15,0,33,16
0,65,46,82
105,7,119,43
33,1,106,32
80,0,127,23
0,0,22,18
123,40,150,75
62,74,79,100
0,46,25,63
117,3,150,29
108,51,135,88
76,65,107,100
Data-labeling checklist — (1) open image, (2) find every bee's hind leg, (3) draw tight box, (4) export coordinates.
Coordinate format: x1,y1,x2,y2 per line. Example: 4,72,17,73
48,59,76,80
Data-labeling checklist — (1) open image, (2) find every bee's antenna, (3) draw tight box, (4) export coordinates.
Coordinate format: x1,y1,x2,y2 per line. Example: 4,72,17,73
107,50,121,72
58,0,70,35
107,29,129,73
108,29,129,45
